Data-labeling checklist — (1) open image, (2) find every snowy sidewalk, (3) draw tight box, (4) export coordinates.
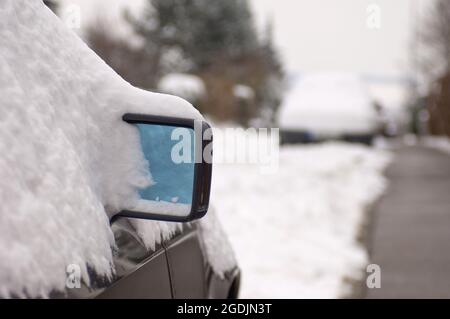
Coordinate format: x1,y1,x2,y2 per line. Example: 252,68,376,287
367,145,450,298
212,141,391,298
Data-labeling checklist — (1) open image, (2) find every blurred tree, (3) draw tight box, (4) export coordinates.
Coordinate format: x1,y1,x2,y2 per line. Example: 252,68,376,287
86,0,284,125
419,0,450,136
86,18,161,89
127,0,258,71
428,74,450,136
256,20,284,125
126,0,284,125
419,0,450,79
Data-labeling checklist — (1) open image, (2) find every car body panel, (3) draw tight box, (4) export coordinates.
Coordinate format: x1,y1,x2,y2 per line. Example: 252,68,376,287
164,228,207,298
96,248,172,299
62,218,238,299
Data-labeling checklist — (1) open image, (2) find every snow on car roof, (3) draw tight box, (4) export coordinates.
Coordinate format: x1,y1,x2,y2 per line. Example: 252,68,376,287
278,73,378,135
0,0,233,297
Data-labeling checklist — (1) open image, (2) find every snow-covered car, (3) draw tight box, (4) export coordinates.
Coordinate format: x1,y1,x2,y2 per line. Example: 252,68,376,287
278,73,381,145
0,0,239,298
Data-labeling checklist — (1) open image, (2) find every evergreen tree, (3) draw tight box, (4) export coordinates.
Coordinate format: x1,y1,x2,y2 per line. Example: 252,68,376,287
86,18,161,89
127,0,258,71
122,0,284,124
257,20,284,125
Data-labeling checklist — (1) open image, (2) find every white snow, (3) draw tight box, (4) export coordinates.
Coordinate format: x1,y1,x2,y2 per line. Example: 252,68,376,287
422,136,450,155
130,200,191,217
0,0,236,297
211,134,391,298
233,84,255,100
158,73,206,102
197,208,238,279
278,73,380,136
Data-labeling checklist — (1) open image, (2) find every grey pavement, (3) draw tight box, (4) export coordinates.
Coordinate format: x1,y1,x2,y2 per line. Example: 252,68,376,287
366,145,450,298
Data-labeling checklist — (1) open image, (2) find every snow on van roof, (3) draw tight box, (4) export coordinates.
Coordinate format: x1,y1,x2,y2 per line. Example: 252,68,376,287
0,0,233,297
278,73,378,136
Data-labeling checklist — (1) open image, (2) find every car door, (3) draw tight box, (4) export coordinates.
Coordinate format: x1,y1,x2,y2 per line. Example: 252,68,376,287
163,222,241,299
163,223,208,298
63,217,173,299
94,218,173,298
95,219,209,299
62,216,239,299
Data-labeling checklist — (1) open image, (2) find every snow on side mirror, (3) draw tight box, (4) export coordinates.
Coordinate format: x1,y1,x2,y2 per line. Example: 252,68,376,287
116,113,212,222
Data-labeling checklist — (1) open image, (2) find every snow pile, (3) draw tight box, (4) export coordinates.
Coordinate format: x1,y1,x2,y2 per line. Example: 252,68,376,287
0,0,235,297
278,73,379,136
422,136,450,155
158,73,206,102
233,84,255,100
212,138,391,298
198,208,238,278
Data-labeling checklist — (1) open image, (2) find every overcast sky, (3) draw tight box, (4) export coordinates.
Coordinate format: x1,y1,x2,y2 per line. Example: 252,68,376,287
59,0,430,77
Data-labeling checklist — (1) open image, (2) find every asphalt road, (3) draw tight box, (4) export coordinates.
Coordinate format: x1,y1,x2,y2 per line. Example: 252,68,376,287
366,145,450,298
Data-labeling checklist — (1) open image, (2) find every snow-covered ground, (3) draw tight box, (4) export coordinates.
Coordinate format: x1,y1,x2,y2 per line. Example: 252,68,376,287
422,136,450,155
211,139,391,298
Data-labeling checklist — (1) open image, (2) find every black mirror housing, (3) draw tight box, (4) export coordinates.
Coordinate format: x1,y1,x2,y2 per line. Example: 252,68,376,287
114,113,212,223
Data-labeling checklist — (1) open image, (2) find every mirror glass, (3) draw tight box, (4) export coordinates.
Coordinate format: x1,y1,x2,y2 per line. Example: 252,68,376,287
132,123,195,217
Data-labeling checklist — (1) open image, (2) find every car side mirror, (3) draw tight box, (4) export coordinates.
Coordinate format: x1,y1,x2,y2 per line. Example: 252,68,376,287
115,113,212,222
